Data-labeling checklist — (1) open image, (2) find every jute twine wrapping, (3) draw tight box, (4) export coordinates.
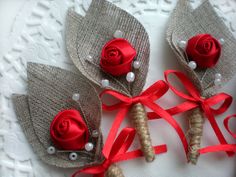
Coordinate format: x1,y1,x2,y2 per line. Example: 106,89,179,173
187,107,205,164
130,103,155,162
105,164,125,177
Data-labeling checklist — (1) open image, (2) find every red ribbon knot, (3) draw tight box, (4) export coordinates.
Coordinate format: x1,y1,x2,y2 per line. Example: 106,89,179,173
72,127,167,177
164,70,233,156
100,80,188,156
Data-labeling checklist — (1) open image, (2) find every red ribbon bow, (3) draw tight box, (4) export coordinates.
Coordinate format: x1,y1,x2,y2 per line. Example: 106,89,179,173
100,80,188,156
160,70,233,156
72,127,167,177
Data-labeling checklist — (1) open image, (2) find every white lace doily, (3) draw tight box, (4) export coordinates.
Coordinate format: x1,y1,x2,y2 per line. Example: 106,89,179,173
0,0,236,177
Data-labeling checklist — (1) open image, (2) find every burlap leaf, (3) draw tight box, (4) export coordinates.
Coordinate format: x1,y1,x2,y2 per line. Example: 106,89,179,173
12,63,103,168
167,0,236,96
66,0,150,96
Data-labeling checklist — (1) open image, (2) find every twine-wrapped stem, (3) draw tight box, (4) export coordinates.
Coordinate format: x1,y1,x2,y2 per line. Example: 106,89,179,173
187,107,205,164
105,164,125,177
130,103,155,162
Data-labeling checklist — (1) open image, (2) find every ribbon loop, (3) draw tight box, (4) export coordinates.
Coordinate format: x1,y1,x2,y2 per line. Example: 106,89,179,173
224,114,236,139
104,128,136,160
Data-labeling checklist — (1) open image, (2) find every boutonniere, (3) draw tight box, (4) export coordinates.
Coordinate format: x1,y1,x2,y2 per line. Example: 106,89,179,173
66,0,187,163
66,0,154,162
166,0,236,164
13,63,103,169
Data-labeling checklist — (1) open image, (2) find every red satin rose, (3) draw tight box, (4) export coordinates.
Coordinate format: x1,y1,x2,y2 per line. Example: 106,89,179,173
50,109,89,150
100,38,136,76
186,34,221,68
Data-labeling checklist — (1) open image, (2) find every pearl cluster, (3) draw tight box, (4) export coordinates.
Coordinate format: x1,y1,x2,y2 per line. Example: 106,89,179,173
47,142,95,161
214,73,222,87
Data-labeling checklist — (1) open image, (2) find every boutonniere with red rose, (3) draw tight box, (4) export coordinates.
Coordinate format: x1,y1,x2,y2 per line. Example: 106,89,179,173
166,0,236,164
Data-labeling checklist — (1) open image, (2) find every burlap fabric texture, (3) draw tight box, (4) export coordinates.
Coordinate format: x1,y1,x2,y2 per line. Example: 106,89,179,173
12,63,103,168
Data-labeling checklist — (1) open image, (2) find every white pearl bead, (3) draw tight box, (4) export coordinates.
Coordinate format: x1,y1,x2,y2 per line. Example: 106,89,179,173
126,72,135,82
72,93,80,101
214,78,222,86
87,55,92,60
215,73,222,80
85,142,94,152
92,130,99,138
101,79,109,88
47,146,56,154
219,38,225,45
113,30,123,38
69,152,78,161
133,61,141,69
178,40,187,49
188,61,197,70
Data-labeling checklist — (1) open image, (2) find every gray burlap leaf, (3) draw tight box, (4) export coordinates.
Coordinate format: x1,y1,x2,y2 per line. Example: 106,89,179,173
66,0,150,96
167,0,236,97
12,63,103,168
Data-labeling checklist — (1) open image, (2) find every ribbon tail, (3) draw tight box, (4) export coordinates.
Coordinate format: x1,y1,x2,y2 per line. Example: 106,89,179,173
113,144,167,162
204,106,234,156
72,169,104,177
199,144,236,154
144,100,189,157
148,102,198,120
103,107,129,157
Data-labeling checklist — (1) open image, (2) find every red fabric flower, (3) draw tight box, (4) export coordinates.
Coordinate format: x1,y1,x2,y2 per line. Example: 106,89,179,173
50,109,89,150
186,34,221,68
100,38,136,76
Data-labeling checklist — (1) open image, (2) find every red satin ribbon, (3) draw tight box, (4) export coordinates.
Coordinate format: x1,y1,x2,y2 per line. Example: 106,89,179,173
72,127,167,177
148,70,233,156
224,114,236,139
100,80,189,156
199,114,236,154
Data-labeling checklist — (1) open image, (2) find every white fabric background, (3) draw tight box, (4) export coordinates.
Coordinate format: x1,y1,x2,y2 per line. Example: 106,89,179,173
0,0,236,177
